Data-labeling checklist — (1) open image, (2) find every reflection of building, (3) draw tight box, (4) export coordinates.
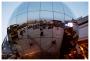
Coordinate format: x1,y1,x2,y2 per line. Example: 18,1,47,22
77,16,88,59
2,2,88,59
77,16,88,41
2,16,88,59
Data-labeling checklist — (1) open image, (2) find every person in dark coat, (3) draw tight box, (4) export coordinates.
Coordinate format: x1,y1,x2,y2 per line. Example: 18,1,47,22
40,26,44,36
60,27,78,59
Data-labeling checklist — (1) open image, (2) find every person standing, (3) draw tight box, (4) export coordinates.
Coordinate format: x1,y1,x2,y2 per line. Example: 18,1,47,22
40,26,44,36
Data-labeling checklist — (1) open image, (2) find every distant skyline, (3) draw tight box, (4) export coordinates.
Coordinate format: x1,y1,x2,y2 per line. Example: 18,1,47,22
2,2,88,40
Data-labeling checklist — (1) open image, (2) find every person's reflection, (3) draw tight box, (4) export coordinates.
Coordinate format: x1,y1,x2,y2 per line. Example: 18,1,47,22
60,27,78,58
40,26,44,36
